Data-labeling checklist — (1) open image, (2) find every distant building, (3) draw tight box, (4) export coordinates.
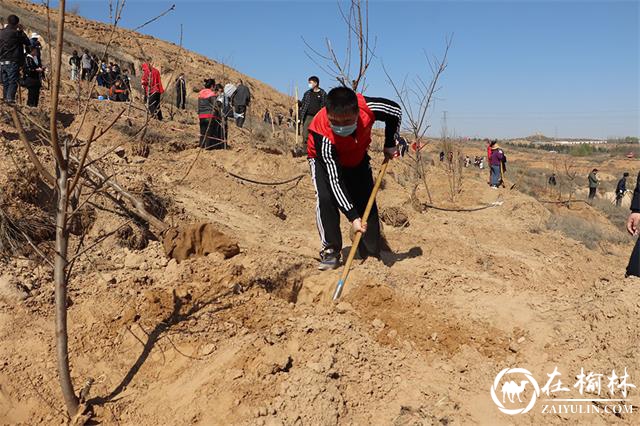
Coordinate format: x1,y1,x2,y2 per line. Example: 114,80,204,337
551,140,607,145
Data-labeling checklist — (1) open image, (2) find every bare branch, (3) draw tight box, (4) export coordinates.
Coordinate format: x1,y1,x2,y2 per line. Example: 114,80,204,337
69,219,132,263
9,108,55,185
304,0,374,91
68,126,96,195
132,3,175,31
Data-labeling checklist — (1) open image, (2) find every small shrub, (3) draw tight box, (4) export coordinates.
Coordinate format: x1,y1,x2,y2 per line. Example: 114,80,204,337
143,127,172,145
569,144,595,157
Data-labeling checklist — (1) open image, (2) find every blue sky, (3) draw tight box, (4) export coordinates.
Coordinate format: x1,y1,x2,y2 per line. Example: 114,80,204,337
58,0,638,139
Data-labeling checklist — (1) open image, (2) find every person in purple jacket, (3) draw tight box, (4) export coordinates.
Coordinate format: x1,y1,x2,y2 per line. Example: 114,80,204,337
489,140,506,188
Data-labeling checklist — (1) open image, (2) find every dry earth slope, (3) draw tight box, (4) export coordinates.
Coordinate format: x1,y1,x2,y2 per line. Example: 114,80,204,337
0,1,639,425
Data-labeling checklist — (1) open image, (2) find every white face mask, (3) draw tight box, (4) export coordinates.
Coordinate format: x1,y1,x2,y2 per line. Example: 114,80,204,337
308,83,314,89
330,122,358,137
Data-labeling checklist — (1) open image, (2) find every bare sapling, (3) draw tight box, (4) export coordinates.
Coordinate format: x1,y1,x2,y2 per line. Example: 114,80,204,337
303,0,374,91
4,0,171,419
383,36,452,204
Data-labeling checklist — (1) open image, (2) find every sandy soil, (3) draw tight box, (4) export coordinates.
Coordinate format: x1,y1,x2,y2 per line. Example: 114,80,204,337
1,2,639,425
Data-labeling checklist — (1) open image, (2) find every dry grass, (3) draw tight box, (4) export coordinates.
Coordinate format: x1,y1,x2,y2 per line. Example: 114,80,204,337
546,214,629,249
591,198,631,232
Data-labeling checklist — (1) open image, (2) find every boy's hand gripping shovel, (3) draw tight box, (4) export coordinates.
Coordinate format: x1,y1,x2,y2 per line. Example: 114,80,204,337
332,158,390,301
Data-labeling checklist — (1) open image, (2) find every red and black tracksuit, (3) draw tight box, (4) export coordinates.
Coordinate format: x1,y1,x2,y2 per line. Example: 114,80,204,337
307,94,401,257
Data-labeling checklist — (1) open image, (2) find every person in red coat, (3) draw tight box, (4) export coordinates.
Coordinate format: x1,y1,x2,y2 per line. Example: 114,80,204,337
141,61,164,120
486,139,493,185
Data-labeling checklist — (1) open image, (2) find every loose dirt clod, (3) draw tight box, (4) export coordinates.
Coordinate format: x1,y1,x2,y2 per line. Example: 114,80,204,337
380,206,410,227
163,223,240,262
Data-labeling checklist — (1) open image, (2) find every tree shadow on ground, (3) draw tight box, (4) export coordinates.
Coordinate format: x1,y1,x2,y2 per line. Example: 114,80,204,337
88,286,237,408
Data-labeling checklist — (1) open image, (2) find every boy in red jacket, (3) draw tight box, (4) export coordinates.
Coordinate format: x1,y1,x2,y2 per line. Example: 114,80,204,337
307,87,402,270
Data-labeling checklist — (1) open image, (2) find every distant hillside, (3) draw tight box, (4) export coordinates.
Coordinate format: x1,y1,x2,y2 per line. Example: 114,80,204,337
0,0,294,114
522,134,554,142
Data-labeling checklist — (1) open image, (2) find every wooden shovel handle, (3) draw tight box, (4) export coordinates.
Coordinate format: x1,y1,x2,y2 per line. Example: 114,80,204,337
333,158,390,300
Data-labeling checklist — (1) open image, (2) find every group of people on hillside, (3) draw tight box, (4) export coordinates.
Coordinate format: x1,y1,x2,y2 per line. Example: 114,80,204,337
5,13,639,280
69,50,132,102
197,78,251,149
0,15,45,107
587,168,633,207
435,140,506,187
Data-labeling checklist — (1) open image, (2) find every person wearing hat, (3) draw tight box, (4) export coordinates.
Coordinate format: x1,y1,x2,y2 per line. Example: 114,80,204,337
616,172,630,207
23,45,44,107
588,168,599,200
29,32,42,63
489,140,506,188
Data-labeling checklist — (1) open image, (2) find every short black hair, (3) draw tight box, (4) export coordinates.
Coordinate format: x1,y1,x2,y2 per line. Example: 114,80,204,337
204,78,215,89
7,15,19,26
326,87,358,116
624,172,630,177
309,76,319,85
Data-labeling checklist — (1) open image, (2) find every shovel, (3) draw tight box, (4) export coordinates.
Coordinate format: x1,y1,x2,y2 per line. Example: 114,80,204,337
332,157,390,301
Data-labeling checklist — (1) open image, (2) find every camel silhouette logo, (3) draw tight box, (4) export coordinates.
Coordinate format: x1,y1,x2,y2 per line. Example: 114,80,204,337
490,368,541,415
501,380,528,403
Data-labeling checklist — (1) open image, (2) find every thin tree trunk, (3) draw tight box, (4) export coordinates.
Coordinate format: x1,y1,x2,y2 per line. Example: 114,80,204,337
54,164,79,417
294,87,299,147
417,152,433,204
50,0,79,417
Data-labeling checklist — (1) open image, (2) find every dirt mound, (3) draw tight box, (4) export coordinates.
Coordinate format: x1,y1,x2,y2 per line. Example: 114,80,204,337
163,223,240,262
380,206,410,227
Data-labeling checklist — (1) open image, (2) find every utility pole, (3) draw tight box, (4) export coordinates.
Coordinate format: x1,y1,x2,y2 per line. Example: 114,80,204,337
441,110,448,141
